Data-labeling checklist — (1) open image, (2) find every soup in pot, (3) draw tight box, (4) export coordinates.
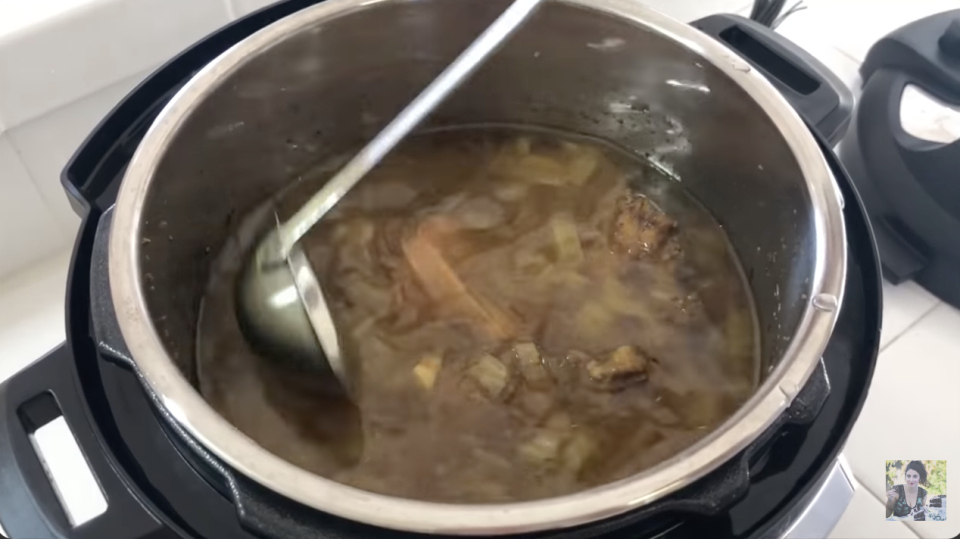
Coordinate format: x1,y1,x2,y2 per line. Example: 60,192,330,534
196,125,759,503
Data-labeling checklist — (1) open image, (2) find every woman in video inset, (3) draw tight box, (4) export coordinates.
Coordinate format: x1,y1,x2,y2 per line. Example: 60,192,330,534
886,460,930,520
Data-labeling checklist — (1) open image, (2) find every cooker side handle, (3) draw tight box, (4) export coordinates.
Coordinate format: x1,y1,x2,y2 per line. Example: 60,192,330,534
0,347,166,539
83,207,388,539
691,14,854,147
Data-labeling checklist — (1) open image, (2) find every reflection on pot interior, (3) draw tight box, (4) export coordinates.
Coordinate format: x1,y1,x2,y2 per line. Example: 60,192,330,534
196,125,760,503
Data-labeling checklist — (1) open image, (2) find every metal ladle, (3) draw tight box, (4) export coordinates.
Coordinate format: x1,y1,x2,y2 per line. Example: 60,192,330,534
236,0,546,394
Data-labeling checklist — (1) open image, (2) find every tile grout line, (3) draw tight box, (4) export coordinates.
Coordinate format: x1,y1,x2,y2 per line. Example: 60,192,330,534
844,297,942,538
878,300,943,354
0,136,75,274
860,478,892,509
834,46,865,66
223,0,238,20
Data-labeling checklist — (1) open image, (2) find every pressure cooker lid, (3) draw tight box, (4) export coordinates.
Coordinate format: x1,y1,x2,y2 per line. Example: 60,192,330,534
839,9,960,308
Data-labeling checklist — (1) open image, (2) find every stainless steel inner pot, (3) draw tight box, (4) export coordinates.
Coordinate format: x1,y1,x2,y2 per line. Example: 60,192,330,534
109,0,846,534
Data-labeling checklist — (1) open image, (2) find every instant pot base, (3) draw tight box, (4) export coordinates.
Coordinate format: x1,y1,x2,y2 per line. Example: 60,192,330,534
0,121,879,539
0,1,876,538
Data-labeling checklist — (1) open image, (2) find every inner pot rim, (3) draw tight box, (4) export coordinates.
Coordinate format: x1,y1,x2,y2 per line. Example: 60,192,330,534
108,0,847,534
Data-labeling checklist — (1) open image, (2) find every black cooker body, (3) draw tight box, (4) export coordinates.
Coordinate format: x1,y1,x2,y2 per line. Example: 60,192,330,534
0,4,877,539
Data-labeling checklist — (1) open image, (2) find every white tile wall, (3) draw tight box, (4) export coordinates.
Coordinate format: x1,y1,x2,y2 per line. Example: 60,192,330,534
0,136,68,277
7,70,154,237
0,0,230,128
795,0,960,62
635,0,752,20
0,0,97,40
830,477,921,538
0,0,231,281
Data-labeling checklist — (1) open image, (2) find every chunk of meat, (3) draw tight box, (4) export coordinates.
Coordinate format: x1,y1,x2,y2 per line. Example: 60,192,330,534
585,346,649,390
611,194,680,259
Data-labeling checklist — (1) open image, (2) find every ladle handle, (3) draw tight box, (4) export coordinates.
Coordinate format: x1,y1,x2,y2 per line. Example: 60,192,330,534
275,0,546,257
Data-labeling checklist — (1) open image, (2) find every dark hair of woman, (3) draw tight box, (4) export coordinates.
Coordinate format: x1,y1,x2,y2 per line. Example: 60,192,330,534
905,461,928,486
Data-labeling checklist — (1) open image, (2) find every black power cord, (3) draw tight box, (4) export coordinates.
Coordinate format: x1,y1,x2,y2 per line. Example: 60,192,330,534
749,0,787,26
749,0,808,29
773,0,809,29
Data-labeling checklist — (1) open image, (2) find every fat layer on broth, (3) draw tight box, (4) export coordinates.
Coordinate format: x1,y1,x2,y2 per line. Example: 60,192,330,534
196,125,759,503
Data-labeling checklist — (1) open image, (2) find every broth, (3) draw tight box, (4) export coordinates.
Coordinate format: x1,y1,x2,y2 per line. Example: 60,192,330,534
196,125,759,503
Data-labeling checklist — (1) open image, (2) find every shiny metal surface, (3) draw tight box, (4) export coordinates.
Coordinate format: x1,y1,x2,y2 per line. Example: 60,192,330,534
277,0,545,255
108,0,847,534
775,455,856,539
235,0,545,386
236,233,347,389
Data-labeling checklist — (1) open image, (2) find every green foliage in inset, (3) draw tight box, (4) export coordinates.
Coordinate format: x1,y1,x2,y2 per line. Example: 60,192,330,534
885,460,947,496
926,460,947,496
886,460,901,490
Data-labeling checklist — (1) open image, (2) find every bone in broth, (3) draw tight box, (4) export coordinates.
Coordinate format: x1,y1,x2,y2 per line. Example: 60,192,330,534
196,125,760,503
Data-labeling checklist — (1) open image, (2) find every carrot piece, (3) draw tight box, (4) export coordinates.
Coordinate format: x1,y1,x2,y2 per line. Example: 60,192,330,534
402,223,515,339
402,227,468,302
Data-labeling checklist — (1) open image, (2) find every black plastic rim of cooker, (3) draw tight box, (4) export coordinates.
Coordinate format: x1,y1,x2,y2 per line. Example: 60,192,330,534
0,2,879,538
0,128,881,539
